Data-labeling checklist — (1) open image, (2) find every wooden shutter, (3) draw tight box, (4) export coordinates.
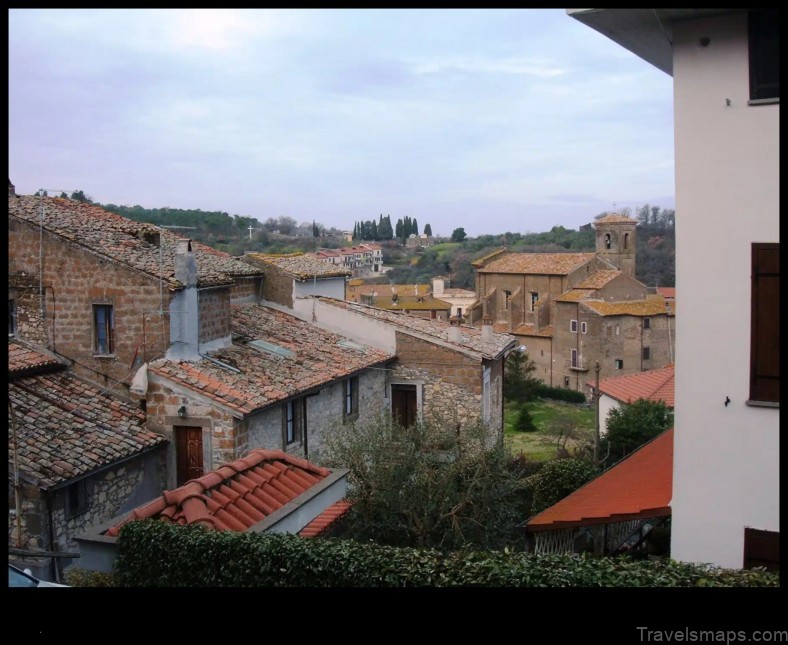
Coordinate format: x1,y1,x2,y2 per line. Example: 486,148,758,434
750,244,779,402
744,527,779,572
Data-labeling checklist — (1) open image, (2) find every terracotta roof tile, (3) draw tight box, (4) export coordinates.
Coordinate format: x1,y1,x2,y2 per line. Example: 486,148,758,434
511,324,554,338
656,287,675,298
593,213,638,225
8,369,166,489
317,298,516,359
299,499,354,538
244,252,351,279
477,252,595,276
526,429,673,531
9,195,263,288
8,339,63,376
361,295,452,311
149,303,394,414
555,289,593,303
573,270,621,289
105,449,333,537
581,296,670,317
590,365,675,407
347,284,431,302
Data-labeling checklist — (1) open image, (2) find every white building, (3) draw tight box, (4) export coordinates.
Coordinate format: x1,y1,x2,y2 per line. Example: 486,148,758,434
569,9,779,570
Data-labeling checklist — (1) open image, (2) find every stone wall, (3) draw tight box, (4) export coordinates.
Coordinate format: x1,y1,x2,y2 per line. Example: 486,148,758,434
9,217,170,387
230,276,262,303
8,274,47,345
198,288,231,344
259,268,294,308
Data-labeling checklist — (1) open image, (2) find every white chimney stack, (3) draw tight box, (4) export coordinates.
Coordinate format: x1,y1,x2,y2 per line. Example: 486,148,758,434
448,316,461,343
481,316,494,344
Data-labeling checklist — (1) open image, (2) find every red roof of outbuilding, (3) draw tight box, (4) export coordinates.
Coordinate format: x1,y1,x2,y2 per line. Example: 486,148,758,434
525,429,673,531
298,499,353,538
591,364,674,407
105,449,334,537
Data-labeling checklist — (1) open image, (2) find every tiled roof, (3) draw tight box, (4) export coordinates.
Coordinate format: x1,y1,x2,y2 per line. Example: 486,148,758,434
511,323,554,338
526,429,673,531
477,252,595,276
149,303,394,415
347,284,431,303
317,298,516,359
470,247,507,268
298,499,354,538
9,370,166,489
656,287,675,298
361,295,451,311
8,339,63,376
593,213,638,225
581,296,670,317
555,289,593,303
591,365,675,407
105,449,333,537
574,270,621,289
244,252,350,279
440,288,476,297
9,195,262,288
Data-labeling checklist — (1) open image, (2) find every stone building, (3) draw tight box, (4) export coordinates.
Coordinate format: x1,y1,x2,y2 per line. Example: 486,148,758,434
8,339,167,582
431,276,478,319
471,213,675,390
292,297,517,442
8,191,265,396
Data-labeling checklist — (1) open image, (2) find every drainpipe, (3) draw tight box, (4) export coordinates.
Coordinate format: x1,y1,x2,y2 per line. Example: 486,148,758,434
9,400,23,549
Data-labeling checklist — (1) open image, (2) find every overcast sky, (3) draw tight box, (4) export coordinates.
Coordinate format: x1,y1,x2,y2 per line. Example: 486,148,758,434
9,9,675,237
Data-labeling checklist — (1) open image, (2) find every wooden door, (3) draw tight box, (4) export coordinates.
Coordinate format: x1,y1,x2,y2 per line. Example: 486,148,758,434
391,384,417,428
175,426,204,486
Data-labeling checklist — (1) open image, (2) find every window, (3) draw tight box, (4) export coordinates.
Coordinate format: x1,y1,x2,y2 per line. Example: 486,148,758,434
749,10,779,101
391,383,419,428
563,376,570,387
750,243,779,403
344,376,359,421
643,318,651,330
283,399,305,445
503,290,512,310
605,233,611,250
571,349,579,368
9,299,16,336
65,480,87,520
93,304,114,355
623,233,629,250
614,359,623,370
530,292,538,312
570,319,578,333
642,347,650,360
581,321,587,334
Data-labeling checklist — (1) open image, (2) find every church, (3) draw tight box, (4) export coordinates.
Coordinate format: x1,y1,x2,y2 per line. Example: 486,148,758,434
470,213,675,392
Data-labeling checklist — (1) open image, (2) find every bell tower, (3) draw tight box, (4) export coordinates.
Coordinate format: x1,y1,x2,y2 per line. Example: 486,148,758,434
593,213,638,278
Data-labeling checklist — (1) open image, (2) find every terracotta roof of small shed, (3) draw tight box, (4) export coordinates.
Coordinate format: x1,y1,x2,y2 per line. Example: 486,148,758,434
244,252,350,279
477,252,594,276
590,365,675,407
525,429,673,531
149,303,394,416
105,449,334,536
298,499,354,538
8,195,262,288
9,364,166,489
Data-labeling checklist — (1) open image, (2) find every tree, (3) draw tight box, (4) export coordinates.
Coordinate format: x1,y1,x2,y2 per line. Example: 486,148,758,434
412,218,419,236
321,414,531,550
424,223,432,237
515,406,537,433
70,190,90,203
276,216,297,235
312,220,319,237
602,399,673,463
527,458,598,515
59,192,68,199
504,348,538,402
451,227,467,242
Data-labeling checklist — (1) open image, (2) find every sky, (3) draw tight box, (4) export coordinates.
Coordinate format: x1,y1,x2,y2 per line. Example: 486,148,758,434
9,9,675,238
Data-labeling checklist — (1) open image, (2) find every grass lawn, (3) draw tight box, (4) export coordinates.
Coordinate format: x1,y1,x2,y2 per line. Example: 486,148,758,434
504,398,596,463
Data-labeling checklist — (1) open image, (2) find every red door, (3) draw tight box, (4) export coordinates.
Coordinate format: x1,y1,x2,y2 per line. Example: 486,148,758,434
175,426,204,486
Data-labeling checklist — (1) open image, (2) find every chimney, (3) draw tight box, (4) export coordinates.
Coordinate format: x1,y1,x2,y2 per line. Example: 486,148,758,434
432,276,444,296
481,316,494,344
166,239,201,362
8,179,15,196
448,316,461,343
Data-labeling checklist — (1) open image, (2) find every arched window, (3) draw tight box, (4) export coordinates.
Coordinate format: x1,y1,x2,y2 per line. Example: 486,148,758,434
605,233,611,249
624,232,629,249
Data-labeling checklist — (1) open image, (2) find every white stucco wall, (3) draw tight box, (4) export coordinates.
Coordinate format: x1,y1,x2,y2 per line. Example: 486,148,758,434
597,393,619,438
293,276,346,301
670,13,779,568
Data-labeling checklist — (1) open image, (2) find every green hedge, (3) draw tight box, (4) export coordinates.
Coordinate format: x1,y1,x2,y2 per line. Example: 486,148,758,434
113,521,778,587
533,384,586,403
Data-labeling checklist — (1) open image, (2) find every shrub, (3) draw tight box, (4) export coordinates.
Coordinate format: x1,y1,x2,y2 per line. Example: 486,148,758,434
527,458,599,515
533,384,586,403
113,521,779,588
515,406,537,432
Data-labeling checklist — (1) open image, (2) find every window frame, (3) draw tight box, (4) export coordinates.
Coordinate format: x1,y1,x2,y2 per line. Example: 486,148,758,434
642,347,650,361
580,321,587,334
65,479,88,520
343,376,359,422
92,304,115,356
748,10,779,102
570,319,578,333
530,291,538,312
643,317,651,330
283,399,304,446
571,348,579,368
614,359,623,370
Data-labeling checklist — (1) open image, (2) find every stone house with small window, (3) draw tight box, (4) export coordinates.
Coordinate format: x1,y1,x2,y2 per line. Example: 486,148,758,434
291,297,517,442
8,339,167,583
471,214,674,390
